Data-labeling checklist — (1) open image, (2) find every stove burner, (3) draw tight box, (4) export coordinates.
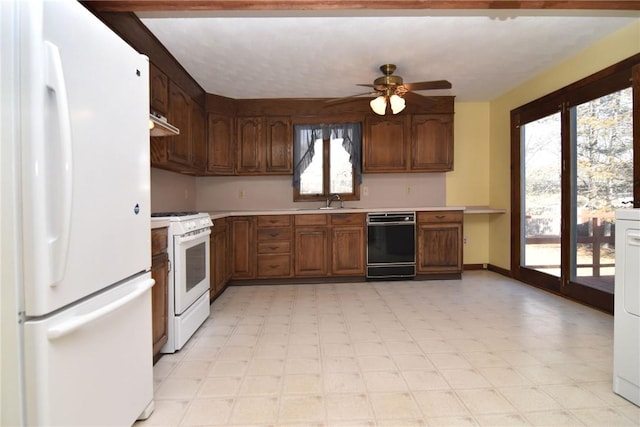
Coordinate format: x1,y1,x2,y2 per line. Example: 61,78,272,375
151,211,199,217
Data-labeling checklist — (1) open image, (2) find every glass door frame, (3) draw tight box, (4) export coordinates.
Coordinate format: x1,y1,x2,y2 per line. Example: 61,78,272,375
510,55,640,313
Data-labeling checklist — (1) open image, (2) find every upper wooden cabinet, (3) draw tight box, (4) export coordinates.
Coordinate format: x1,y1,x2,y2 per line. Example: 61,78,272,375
410,114,454,172
149,63,168,116
363,113,453,173
363,115,409,172
207,114,235,175
166,81,192,167
236,117,263,174
265,117,293,173
191,103,206,173
236,116,293,175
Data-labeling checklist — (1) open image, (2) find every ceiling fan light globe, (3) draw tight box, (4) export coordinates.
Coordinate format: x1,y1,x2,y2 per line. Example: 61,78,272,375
370,95,387,115
389,94,406,114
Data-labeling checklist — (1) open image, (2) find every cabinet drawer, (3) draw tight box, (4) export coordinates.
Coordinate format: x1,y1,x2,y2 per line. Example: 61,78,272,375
257,254,291,277
330,213,365,226
151,227,168,255
417,211,463,223
258,241,291,254
257,215,291,227
295,214,328,226
257,227,291,241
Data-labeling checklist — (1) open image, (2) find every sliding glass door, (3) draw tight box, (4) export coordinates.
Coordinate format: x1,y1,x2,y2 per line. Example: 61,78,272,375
511,57,639,312
570,88,633,294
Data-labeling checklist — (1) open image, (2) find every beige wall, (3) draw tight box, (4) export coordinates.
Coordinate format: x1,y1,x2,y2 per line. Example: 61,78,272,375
447,103,492,265
487,20,640,270
150,168,197,213
195,173,446,212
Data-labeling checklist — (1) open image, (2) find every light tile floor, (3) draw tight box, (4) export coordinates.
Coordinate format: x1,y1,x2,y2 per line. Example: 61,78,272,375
135,271,640,426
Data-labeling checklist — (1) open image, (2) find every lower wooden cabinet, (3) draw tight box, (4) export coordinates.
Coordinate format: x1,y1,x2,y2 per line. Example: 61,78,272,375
210,218,230,300
151,227,169,361
257,215,293,278
230,216,257,279
330,213,365,276
416,211,463,275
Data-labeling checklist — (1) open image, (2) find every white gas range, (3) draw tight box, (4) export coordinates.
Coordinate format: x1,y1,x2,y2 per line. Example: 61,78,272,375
151,212,212,352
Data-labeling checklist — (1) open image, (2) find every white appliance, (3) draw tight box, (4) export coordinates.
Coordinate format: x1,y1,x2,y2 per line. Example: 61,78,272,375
613,208,640,407
1,0,154,425
151,212,212,352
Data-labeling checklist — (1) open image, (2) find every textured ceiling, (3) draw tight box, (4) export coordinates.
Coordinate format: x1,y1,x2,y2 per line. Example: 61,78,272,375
138,10,638,101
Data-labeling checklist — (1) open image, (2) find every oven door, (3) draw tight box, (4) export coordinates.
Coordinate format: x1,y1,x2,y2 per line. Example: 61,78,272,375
173,229,211,315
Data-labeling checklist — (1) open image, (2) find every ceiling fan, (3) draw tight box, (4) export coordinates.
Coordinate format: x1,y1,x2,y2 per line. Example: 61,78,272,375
328,64,452,115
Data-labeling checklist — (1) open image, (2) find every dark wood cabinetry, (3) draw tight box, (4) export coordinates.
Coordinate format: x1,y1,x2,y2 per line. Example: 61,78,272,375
265,117,293,173
416,211,463,275
364,113,454,173
191,103,207,172
294,214,330,277
411,114,454,172
210,218,230,300
236,116,293,175
150,63,168,116
230,216,256,279
166,81,192,167
257,215,293,278
207,114,235,175
330,213,365,275
236,117,263,174
151,227,169,361
293,213,365,277
363,115,409,172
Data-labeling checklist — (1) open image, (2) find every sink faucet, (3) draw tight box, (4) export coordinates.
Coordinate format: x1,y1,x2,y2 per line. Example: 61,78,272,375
326,194,343,208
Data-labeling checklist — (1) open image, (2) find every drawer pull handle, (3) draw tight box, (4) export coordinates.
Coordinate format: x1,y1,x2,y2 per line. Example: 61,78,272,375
435,215,445,219
270,246,278,250
269,265,279,269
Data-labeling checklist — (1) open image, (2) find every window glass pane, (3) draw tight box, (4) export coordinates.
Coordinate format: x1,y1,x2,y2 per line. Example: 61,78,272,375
522,112,562,277
329,138,353,194
299,138,323,195
571,87,632,292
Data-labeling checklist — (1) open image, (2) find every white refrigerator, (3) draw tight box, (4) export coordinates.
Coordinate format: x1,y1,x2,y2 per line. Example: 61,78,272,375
1,0,155,425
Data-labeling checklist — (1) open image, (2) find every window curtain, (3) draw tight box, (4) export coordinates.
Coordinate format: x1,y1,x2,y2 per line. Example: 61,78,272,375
293,122,362,188
292,124,321,188
330,122,362,185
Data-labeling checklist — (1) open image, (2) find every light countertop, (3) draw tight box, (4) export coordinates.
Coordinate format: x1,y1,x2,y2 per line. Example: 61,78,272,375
206,206,470,220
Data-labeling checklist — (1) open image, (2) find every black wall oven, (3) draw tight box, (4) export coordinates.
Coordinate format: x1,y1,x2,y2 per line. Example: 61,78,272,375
366,212,416,279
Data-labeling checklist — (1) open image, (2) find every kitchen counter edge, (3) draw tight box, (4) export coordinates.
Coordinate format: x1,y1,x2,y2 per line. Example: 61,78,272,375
206,206,467,220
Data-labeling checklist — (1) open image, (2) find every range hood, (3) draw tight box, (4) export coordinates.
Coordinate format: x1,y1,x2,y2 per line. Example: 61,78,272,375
149,112,179,137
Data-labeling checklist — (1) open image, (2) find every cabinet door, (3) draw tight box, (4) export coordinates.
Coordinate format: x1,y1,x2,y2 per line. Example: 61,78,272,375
149,63,168,116
294,227,329,276
363,115,409,172
331,226,365,275
236,117,263,174
191,103,207,173
207,114,235,175
410,114,453,171
150,252,168,358
417,223,462,274
265,117,292,173
213,228,228,295
167,81,192,166
230,217,256,279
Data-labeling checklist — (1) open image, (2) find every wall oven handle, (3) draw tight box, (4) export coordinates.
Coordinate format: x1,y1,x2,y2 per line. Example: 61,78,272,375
368,221,415,226
175,229,211,243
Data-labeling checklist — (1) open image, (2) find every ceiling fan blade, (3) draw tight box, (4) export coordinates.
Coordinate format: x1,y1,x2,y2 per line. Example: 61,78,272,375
403,91,441,109
403,80,452,91
325,92,377,105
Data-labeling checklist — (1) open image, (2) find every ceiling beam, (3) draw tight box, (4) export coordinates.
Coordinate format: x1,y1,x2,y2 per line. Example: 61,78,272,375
82,1,640,12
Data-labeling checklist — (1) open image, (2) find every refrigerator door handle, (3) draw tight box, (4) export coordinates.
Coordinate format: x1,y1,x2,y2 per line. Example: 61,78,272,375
44,40,73,287
46,278,154,341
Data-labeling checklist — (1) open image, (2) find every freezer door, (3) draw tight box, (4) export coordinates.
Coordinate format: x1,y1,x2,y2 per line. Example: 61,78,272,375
23,274,154,426
19,0,151,316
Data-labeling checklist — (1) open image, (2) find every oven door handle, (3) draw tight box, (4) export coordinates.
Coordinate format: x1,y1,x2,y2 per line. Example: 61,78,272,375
175,229,211,243
368,221,415,226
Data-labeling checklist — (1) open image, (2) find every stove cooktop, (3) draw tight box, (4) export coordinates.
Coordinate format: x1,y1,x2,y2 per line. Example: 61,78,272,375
151,211,199,217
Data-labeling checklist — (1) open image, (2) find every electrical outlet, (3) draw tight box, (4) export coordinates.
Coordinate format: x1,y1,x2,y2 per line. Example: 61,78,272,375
184,189,189,200
239,190,245,199
407,186,412,194
463,237,468,244
362,186,369,196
